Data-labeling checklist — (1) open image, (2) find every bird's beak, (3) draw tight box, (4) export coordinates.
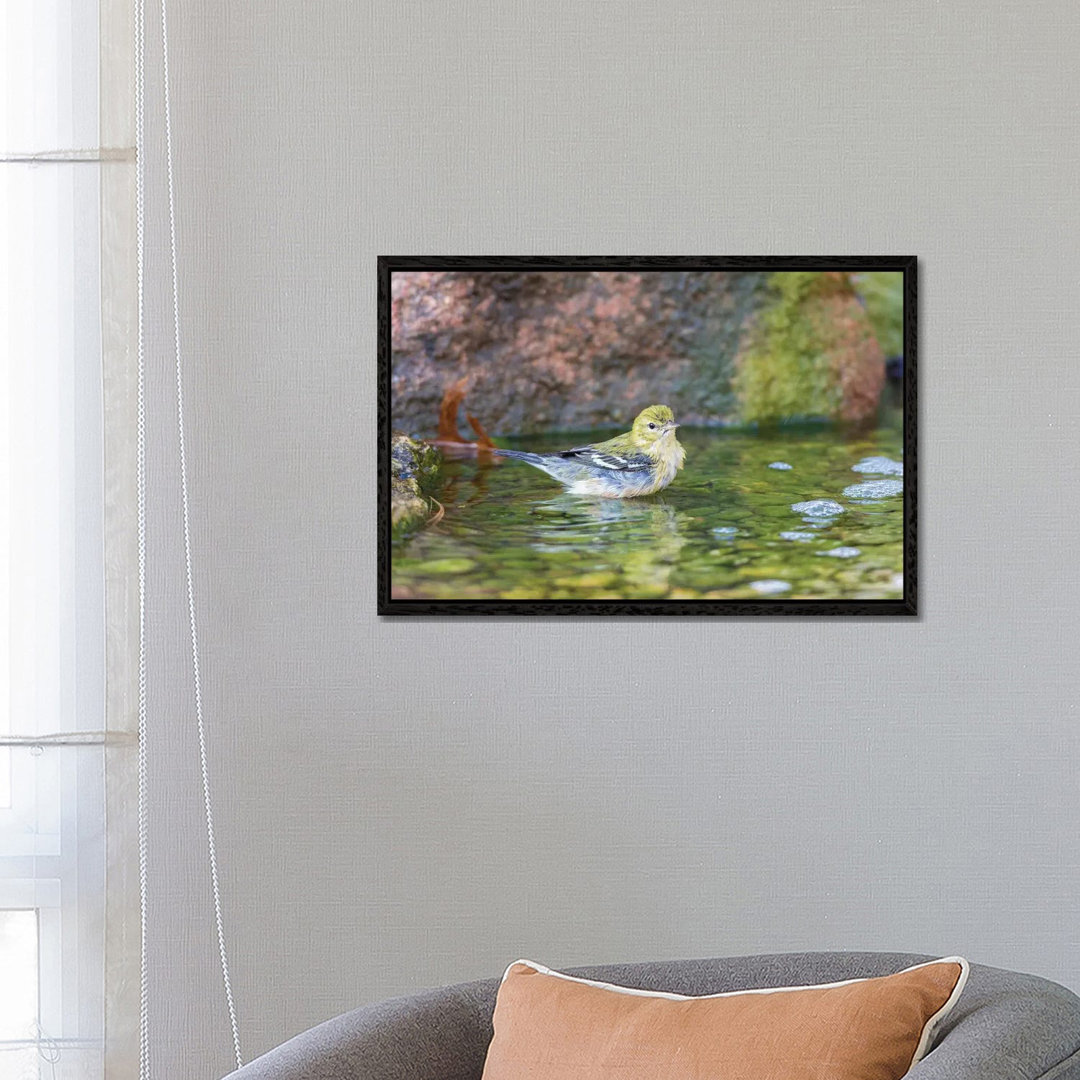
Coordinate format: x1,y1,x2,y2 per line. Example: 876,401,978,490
662,421,679,433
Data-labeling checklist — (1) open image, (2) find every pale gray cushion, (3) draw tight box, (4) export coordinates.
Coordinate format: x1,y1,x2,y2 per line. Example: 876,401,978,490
223,952,1080,1080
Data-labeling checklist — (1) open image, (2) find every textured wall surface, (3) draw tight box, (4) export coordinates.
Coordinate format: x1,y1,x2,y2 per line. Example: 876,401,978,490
136,2,1080,1076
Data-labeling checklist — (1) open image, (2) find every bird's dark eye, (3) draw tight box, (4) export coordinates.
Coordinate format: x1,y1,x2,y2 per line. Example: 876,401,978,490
647,422,656,430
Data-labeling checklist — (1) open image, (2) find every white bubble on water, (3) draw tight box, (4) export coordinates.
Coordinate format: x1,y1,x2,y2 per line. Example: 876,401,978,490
843,479,904,500
749,579,792,595
818,547,862,559
852,456,903,476
791,499,845,517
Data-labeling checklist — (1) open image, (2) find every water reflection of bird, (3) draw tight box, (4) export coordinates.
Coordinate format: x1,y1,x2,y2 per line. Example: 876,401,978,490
533,492,680,529
492,405,686,498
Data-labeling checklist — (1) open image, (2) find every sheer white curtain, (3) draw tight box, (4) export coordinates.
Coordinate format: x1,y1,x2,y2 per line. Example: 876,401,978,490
1,2,137,1078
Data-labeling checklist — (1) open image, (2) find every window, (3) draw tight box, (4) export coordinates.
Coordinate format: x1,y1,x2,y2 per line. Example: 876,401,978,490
2,2,112,1077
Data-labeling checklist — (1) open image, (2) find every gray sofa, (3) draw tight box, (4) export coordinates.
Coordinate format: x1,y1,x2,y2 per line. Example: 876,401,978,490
224,952,1080,1079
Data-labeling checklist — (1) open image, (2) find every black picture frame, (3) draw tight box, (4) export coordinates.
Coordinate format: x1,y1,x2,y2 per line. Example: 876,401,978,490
378,256,916,617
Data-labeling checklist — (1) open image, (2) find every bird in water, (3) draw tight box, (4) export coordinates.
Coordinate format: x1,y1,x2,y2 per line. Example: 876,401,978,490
492,404,685,498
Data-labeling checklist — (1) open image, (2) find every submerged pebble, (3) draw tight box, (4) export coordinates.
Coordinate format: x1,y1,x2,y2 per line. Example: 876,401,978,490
417,557,477,574
818,547,862,559
779,531,816,542
843,478,904,500
852,456,903,476
749,579,792,595
768,462,793,470
553,570,619,589
791,499,845,518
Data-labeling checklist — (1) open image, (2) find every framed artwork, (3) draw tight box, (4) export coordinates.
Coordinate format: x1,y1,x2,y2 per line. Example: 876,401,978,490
378,256,915,616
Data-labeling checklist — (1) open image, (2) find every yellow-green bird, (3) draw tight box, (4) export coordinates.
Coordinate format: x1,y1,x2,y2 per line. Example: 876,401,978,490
493,404,686,498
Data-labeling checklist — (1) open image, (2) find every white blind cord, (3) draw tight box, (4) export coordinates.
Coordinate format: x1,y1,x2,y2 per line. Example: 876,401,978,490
159,0,244,1064
135,0,244,1070
134,0,151,1073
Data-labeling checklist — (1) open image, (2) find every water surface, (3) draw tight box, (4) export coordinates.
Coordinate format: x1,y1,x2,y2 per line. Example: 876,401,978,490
392,407,905,602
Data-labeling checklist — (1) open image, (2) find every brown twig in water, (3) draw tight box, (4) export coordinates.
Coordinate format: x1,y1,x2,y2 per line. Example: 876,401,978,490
466,413,495,448
437,377,471,443
425,497,446,526
432,377,496,454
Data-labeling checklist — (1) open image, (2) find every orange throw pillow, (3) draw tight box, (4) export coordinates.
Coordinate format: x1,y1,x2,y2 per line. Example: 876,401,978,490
481,957,968,1080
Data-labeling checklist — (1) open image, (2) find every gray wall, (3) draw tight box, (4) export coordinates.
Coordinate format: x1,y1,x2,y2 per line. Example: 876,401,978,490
139,2,1080,1076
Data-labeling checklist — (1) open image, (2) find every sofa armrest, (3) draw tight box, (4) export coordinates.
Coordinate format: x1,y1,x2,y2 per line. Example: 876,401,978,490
910,966,1080,1080
222,979,496,1080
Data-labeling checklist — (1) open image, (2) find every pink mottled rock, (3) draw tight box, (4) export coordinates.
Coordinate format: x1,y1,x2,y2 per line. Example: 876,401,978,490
389,270,885,436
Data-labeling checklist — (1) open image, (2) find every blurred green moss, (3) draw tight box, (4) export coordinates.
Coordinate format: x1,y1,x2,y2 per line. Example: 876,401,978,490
733,272,840,425
853,271,903,357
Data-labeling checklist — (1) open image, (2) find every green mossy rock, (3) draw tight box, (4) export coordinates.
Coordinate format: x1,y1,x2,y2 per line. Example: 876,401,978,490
390,432,441,531
734,272,885,425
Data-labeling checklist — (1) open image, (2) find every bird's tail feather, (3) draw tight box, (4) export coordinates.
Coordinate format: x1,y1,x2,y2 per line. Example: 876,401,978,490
492,448,545,465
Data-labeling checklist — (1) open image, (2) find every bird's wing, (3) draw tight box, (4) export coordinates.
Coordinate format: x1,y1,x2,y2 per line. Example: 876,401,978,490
557,446,653,471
